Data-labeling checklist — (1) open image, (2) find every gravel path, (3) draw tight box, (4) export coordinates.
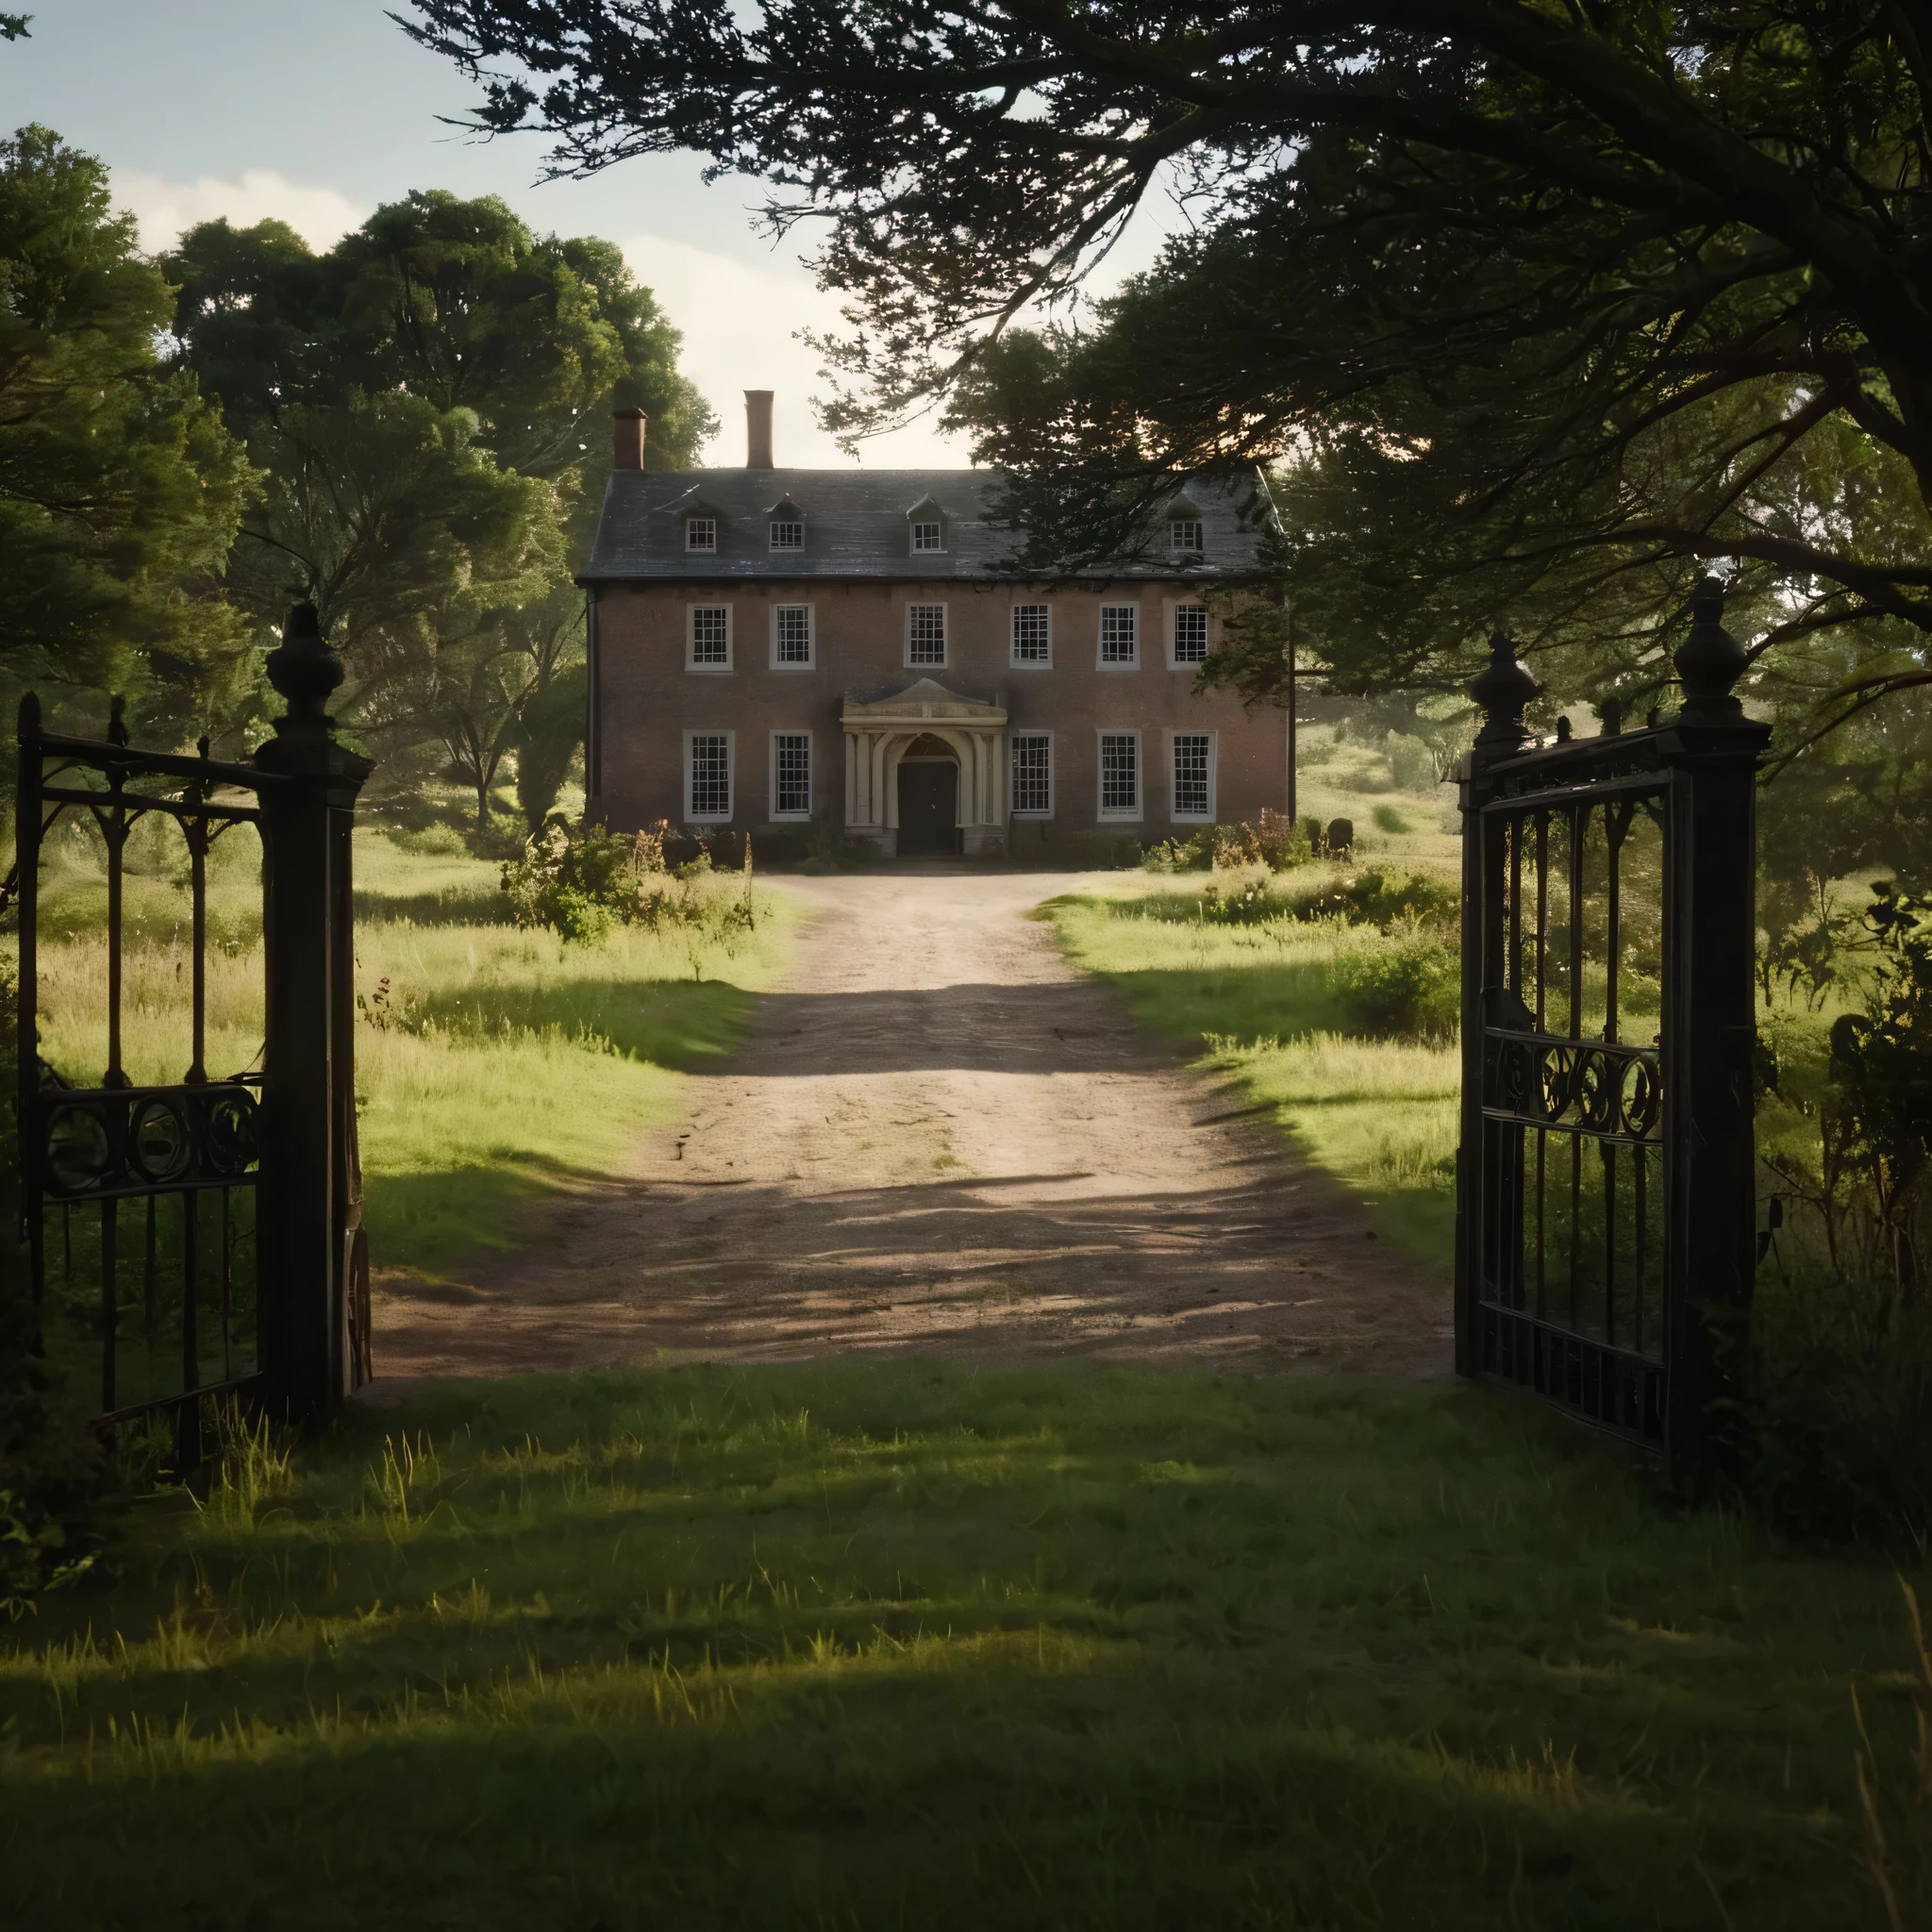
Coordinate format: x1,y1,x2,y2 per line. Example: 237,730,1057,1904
371,868,1451,1386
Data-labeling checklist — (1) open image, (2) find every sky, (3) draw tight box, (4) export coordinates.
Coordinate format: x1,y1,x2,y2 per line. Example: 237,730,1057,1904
3,0,1170,469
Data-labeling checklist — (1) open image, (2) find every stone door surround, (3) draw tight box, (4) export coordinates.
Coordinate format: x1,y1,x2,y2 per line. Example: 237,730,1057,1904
841,677,1008,857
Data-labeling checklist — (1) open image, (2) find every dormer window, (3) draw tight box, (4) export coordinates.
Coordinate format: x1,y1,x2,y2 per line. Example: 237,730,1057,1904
686,516,717,553
907,494,947,554
1170,518,1204,555
768,498,805,551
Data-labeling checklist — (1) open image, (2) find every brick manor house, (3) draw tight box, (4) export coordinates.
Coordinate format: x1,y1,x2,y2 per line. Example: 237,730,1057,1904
579,393,1287,858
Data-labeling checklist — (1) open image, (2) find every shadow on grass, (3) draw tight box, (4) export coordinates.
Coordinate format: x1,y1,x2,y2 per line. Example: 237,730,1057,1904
3,1362,1899,1929
410,977,758,1070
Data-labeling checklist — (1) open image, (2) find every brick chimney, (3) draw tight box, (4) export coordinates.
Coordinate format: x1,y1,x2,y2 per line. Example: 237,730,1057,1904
612,408,647,470
745,390,774,469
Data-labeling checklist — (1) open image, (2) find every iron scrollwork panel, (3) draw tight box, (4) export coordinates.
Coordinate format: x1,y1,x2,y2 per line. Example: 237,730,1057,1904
37,1080,261,1201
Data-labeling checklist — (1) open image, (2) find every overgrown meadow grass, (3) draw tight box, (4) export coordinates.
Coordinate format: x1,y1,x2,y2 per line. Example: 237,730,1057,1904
3,1362,1924,1929
23,824,799,1276
1048,884,1458,1273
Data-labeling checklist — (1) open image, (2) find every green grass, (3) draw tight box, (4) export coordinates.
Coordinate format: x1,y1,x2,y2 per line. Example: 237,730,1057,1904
20,827,801,1279
1049,886,1458,1274
2,1364,1922,1928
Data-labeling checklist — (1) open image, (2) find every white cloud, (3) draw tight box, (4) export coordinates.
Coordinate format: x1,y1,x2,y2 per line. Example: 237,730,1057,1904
110,167,369,255
621,233,969,470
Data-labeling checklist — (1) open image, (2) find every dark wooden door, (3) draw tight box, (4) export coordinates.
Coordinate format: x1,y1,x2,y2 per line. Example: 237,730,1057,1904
897,760,958,855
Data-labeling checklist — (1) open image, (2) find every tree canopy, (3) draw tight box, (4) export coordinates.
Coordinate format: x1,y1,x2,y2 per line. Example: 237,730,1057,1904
400,1,1932,712
164,193,715,808
0,125,252,714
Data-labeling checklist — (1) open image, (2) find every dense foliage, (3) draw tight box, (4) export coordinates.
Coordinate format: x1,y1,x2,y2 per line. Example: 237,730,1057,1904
0,125,252,722
404,1,1932,724
162,192,715,809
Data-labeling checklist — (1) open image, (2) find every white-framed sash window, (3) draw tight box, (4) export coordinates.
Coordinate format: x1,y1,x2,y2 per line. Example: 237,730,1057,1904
687,604,732,672
771,731,811,818
1009,733,1053,816
686,516,717,553
1170,518,1204,556
1097,730,1141,820
771,603,814,669
1171,603,1209,666
910,519,943,553
1011,603,1052,667
906,603,947,666
1171,731,1216,822
769,518,804,551
686,731,733,822
1098,604,1140,669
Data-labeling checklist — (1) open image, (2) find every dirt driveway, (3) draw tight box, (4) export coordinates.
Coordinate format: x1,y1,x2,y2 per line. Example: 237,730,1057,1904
372,868,1451,1385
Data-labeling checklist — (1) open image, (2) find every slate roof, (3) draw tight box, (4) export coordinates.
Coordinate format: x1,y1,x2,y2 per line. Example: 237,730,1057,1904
579,467,1276,583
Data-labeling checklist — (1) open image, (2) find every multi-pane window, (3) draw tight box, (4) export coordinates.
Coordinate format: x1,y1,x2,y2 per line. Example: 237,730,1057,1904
686,517,717,553
774,733,810,816
1010,735,1052,815
689,734,731,819
1099,732,1140,815
1011,604,1051,665
689,606,730,668
908,604,946,665
1099,605,1139,666
910,520,943,552
770,519,804,550
774,605,813,666
1173,604,1209,664
1170,518,1204,554
1173,733,1212,819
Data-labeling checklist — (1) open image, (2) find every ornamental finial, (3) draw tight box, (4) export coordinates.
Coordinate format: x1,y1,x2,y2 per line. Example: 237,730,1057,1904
264,601,344,731
1674,575,1749,724
1471,632,1540,750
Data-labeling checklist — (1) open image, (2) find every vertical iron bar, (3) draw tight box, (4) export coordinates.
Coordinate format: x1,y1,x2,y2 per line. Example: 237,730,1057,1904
99,1198,117,1413
1534,812,1549,1320
220,1185,233,1381
143,1191,158,1386
1604,1141,1617,1346
105,816,125,1091
1634,1148,1647,1355
182,1189,200,1396
188,810,208,1086
1569,805,1585,1330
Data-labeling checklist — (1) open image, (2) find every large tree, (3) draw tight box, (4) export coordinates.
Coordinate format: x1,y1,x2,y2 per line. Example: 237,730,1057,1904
166,193,714,789
399,2,1932,708
0,125,252,717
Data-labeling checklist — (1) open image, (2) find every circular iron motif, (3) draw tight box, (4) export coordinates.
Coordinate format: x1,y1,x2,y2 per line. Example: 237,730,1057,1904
1538,1044,1578,1123
45,1105,112,1195
1621,1056,1661,1138
130,1096,191,1183
1576,1050,1620,1132
203,1088,259,1176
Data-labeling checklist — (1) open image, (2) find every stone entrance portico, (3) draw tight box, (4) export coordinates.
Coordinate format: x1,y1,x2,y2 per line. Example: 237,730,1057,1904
841,678,1009,857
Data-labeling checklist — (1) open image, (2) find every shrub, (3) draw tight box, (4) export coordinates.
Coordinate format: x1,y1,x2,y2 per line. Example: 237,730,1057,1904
1386,730,1438,791
1141,827,1216,874
500,816,758,950
1372,803,1411,836
1330,938,1459,1040
1283,865,1459,934
1213,808,1311,871
387,823,469,858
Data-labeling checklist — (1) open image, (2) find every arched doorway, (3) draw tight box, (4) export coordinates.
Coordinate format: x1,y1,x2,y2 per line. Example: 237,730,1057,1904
896,732,959,856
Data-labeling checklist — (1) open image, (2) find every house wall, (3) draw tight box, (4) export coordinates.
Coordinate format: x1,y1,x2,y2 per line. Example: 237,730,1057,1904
589,576,1288,846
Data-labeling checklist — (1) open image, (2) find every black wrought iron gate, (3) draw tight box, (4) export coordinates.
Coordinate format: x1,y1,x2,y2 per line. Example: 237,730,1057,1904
1456,579,1771,1480
13,605,372,1447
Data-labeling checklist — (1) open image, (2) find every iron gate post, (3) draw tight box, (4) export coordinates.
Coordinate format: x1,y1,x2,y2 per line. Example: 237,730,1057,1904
1456,638,1540,1376
254,606,372,1422
1657,578,1772,1483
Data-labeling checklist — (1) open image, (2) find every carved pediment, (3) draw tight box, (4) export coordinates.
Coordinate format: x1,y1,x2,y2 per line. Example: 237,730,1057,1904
841,678,1008,729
